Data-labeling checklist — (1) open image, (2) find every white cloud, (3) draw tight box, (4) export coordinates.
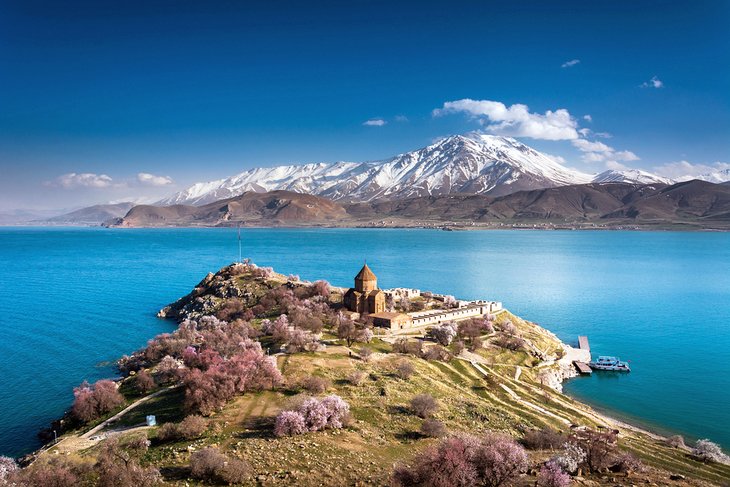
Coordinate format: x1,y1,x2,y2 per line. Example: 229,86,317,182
605,160,629,171
394,115,409,122
137,172,173,186
363,118,387,126
562,59,581,68
583,114,592,122
433,99,580,141
572,139,613,153
51,173,114,189
571,139,640,169
653,160,730,179
641,76,664,88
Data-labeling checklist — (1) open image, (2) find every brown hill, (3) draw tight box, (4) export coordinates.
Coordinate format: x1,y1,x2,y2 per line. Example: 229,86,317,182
113,181,730,229
115,190,348,227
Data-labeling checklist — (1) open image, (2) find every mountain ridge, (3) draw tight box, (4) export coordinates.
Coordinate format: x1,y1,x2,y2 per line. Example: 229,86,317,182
114,180,730,229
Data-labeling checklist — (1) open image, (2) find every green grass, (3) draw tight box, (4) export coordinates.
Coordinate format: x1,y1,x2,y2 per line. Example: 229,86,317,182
112,387,186,428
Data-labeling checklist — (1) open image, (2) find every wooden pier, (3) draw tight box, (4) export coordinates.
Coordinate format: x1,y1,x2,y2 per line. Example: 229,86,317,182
578,336,590,351
573,361,592,375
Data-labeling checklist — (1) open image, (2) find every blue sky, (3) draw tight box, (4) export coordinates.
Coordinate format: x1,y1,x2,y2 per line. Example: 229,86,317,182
1,0,728,211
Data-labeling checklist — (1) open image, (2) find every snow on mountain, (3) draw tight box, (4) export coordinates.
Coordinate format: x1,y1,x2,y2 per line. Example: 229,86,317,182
693,168,730,184
591,169,673,185
157,134,594,206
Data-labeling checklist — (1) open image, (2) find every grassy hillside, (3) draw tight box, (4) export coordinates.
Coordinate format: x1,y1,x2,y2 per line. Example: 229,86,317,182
30,265,730,486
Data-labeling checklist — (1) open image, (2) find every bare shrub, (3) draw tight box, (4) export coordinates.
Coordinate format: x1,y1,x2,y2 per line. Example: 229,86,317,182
492,335,527,351
420,419,446,438
452,340,465,356
359,346,373,362
613,453,645,474
348,370,367,386
393,338,423,357
411,394,439,418
423,344,452,362
522,428,567,450
301,376,330,394
219,456,251,484
666,434,685,448
179,415,207,438
190,447,226,481
395,361,415,380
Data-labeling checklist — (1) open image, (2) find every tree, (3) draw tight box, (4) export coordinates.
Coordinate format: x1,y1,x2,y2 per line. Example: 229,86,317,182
574,429,616,473
134,370,155,394
337,318,359,347
392,435,479,487
312,280,330,298
472,434,528,487
551,442,586,475
0,456,18,482
411,394,439,418
537,461,570,487
274,410,308,437
693,439,730,464
430,323,457,346
95,437,161,487
71,379,124,423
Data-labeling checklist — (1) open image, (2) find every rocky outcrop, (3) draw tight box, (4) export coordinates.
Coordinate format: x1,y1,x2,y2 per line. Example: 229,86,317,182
157,264,275,322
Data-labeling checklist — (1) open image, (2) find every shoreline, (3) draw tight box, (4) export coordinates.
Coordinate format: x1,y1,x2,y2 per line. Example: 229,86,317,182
3,223,730,232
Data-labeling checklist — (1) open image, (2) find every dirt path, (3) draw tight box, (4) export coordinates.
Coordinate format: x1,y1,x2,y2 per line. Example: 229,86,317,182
41,386,176,458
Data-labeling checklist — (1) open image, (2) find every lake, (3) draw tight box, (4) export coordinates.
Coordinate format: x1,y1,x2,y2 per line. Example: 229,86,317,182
1,227,728,457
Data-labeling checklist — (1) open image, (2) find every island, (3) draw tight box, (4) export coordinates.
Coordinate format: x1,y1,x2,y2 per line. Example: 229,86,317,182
6,262,729,486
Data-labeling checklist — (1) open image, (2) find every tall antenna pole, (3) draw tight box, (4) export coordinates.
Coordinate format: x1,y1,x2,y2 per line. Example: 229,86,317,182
237,223,242,263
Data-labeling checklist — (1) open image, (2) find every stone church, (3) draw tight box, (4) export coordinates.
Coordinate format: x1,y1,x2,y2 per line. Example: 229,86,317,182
343,264,385,314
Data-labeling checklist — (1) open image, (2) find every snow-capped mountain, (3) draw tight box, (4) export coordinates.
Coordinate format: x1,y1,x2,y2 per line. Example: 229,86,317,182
592,169,673,185
158,134,593,205
694,168,730,184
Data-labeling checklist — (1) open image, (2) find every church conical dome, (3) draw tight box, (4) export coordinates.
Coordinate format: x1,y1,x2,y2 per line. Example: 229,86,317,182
354,263,377,281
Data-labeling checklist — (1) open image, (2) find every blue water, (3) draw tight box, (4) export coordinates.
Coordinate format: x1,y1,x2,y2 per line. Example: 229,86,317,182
1,227,729,457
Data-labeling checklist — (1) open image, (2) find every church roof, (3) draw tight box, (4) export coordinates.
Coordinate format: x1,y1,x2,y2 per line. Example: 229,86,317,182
355,263,377,281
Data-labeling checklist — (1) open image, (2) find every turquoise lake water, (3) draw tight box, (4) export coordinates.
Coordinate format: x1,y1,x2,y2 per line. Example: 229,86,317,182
1,227,729,457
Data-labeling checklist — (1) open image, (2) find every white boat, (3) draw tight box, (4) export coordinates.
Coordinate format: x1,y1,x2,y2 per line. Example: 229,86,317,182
589,356,630,372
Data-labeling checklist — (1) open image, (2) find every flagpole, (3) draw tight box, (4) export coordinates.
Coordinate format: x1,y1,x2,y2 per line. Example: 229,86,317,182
237,223,242,263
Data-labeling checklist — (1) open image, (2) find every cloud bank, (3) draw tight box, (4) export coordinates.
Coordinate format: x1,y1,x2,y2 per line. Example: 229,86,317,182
52,173,114,189
137,172,173,186
433,99,580,141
